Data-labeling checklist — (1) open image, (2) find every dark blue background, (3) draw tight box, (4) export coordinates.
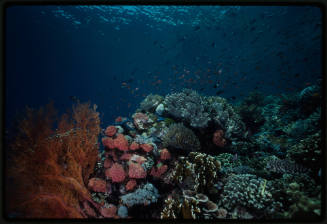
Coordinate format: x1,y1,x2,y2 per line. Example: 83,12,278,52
5,5,322,130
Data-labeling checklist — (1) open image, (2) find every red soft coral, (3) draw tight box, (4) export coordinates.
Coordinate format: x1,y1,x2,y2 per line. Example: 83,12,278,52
106,163,126,183
140,144,153,153
114,134,129,151
129,142,139,151
150,164,168,178
88,178,106,193
102,137,115,149
105,126,117,137
128,162,147,179
125,179,137,191
120,153,133,161
100,204,117,218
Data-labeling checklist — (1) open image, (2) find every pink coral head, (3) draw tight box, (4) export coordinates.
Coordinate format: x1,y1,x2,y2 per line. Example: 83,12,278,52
125,179,137,191
213,129,226,147
114,134,129,151
140,144,153,153
150,164,168,178
105,126,117,137
129,142,140,151
128,162,147,179
106,163,126,183
100,204,117,218
102,137,115,149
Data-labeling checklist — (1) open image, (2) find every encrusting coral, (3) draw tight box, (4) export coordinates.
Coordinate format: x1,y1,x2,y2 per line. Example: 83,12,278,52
6,102,101,218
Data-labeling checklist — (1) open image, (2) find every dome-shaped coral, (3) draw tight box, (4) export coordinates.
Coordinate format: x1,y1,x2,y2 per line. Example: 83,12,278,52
162,123,200,152
114,134,129,151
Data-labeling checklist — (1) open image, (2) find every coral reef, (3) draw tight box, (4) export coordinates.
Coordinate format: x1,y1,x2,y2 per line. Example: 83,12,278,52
219,174,283,216
206,95,247,140
161,190,226,219
286,131,321,172
168,152,221,193
235,92,265,133
163,89,211,128
6,83,322,220
140,94,164,112
162,123,200,152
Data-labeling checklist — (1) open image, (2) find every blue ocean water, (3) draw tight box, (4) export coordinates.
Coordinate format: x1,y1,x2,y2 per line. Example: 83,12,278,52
5,5,321,130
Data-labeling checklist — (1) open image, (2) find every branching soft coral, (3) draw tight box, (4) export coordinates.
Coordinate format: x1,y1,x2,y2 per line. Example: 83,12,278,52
6,102,101,218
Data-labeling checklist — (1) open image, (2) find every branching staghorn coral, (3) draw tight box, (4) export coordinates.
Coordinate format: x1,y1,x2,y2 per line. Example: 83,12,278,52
6,102,101,218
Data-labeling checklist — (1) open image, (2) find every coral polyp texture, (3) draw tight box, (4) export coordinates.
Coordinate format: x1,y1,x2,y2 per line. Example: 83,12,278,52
162,123,201,151
5,84,322,220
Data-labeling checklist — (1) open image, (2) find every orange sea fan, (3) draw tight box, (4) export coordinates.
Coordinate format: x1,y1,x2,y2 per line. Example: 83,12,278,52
6,102,101,218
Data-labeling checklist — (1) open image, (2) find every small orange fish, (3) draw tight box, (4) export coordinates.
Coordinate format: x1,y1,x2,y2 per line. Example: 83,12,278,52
305,82,311,86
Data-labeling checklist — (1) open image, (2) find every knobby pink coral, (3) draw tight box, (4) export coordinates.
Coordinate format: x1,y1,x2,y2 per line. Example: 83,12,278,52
106,163,126,183
114,134,129,151
128,162,147,179
105,125,117,137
